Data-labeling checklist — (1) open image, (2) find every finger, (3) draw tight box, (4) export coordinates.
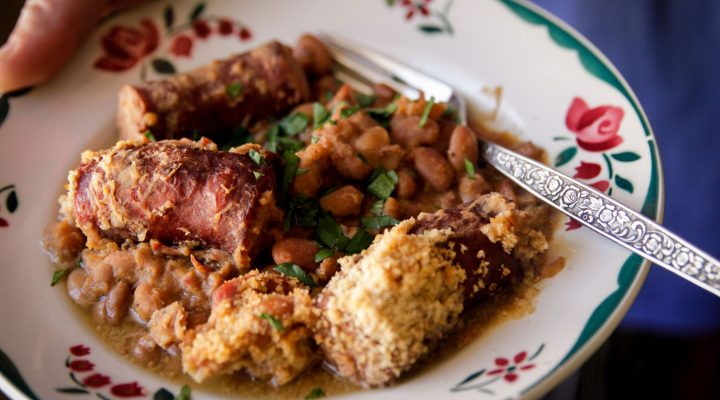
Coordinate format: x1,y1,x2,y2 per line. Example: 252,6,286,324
0,0,149,93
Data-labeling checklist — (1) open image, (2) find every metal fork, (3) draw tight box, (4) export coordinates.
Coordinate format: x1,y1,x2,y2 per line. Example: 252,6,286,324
318,33,720,299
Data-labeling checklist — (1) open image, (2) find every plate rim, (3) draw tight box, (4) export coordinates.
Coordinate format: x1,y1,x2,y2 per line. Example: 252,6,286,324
0,0,666,398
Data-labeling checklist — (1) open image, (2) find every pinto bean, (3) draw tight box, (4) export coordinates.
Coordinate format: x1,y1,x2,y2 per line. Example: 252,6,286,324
458,175,492,202
412,147,455,191
294,34,333,77
395,169,417,199
373,145,404,171
99,281,132,324
293,142,331,197
347,112,379,131
354,127,390,155
447,125,479,172
390,116,439,148
373,83,396,102
320,186,365,217
440,191,461,209
133,283,165,322
272,238,320,270
497,179,517,203
382,197,402,220
67,268,92,306
317,255,340,282
330,141,373,180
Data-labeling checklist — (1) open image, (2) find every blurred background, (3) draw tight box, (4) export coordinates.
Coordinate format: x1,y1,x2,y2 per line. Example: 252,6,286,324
1,0,719,399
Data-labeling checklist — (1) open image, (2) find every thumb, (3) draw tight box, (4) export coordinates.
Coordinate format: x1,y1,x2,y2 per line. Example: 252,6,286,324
0,0,148,93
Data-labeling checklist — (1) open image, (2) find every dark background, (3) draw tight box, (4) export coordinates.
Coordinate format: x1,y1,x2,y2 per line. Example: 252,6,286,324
1,0,719,399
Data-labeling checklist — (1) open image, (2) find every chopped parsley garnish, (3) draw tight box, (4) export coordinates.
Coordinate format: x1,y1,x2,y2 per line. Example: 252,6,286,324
279,112,309,135
314,249,334,263
369,199,385,215
295,167,308,176
274,263,317,287
465,157,476,179
344,228,374,254
284,195,320,231
324,90,334,102
177,385,191,400
264,125,279,152
252,171,263,180
248,149,264,165
259,313,285,333
313,102,330,129
191,129,201,141
225,82,243,98
143,130,156,142
51,268,71,286
419,96,436,127
339,105,360,119
316,213,344,249
366,102,398,126
356,152,369,164
311,134,320,144
281,150,300,199
367,169,399,199
304,387,326,400
361,215,399,230
221,126,252,151
442,105,457,119
355,92,376,107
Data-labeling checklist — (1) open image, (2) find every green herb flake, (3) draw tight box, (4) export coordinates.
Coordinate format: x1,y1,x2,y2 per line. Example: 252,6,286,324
370,199,385,215
248,149,264,165
366,102,398,126
464,157,476,179
324,91,334,102
252,171,263,180
344,228,374,254
225,82,243,98
259,313,285,333
361,215,399,230
419,96,436,127
281,150,301,199
340,105,360,119
221,126,251,151
304,387,326,400
316,213,344,249
285,195,320,231
191,129,201,141
279,113,309,135
143,130,156,142
274,263,317,287
355,92,376,108
311,134,320,144
314,249,334,263
295,167,308,176
312,103,330,129
367,169,399,199
176,384,191,400
51,268,71,286
264,125,279,153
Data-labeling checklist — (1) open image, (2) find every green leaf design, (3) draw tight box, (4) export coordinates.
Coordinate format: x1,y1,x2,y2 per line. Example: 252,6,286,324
163,6,174,30
56,387,89,394
177,384,192,400
615,175,634,193
6,190,17,213
419,24,444,34
153,388,174,400
0,348,39,399
189,3,206,21
385,0,396,6
456,369,486,386
611,151,641,162
554,146,578,167
152,58,176,75
0,95,8,127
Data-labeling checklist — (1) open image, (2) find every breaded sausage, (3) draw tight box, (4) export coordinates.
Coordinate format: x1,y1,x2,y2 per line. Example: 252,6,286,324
67,139,281,268
315,193,547,387
182,271,316,386
117,41,310,141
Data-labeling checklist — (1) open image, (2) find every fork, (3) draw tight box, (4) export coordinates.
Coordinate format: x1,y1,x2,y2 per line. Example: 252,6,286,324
317,33,720,299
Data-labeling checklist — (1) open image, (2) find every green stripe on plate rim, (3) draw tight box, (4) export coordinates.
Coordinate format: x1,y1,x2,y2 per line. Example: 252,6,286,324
498,0,663,396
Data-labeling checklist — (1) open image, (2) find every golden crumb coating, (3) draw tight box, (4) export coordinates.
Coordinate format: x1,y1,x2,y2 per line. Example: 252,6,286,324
181,271,317,386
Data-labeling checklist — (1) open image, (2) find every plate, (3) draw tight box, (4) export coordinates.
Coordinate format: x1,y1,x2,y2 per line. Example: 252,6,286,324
0,0,663,399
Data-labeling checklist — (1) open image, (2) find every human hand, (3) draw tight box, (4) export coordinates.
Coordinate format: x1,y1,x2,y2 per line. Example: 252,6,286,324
0,0,150,93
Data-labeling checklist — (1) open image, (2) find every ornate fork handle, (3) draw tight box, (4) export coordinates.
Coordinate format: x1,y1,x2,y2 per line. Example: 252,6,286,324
482,142,720,296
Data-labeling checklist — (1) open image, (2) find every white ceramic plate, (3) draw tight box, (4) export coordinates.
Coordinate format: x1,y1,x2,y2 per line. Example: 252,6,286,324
0,0,663,399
